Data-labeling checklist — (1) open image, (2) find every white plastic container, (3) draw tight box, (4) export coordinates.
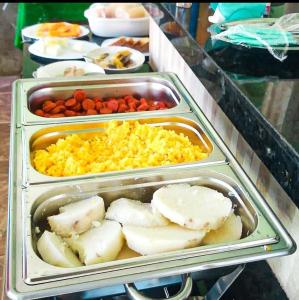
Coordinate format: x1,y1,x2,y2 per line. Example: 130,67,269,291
84,3,149,37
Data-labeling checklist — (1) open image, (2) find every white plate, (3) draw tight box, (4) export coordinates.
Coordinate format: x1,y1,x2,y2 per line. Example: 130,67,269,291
22,23,90,40
101,37,149,56
29,39,100,60
84,46,145,73
34,60,105,79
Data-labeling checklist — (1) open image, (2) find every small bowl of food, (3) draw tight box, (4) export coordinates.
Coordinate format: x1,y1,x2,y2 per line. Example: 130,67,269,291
84,46,145,73
160,21,185,39
84,3,149,37
34,60,105,78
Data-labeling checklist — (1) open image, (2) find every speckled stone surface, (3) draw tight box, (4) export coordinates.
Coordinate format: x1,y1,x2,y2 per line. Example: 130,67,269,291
0,5,22,76
155,3,299,206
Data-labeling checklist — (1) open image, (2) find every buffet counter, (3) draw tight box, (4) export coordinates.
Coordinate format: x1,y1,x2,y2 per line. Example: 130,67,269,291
160,3,299,204
149,3,299,299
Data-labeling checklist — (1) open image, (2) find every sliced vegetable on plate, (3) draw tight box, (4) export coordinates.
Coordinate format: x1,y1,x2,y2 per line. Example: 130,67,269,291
101,37,149,55
22,22,89,40
34,60,105,78
29,38,100,60
84,46,145,73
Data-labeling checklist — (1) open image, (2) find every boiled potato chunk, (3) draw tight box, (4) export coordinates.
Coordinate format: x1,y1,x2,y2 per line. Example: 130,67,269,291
48,195,105,237
123,224,206,255
202,213,243,245
152,184,232,231
106,198,169,227
116,243,141,260
65,220,124,265
37,230,82,268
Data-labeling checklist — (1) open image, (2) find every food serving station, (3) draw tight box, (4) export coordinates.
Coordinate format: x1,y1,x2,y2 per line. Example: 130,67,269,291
5,3,296,300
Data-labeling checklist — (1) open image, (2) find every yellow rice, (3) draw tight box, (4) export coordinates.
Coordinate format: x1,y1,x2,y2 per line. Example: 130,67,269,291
33,120,209,177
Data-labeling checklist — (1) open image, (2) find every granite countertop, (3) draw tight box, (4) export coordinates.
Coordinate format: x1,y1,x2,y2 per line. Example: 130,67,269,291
149,3,299,205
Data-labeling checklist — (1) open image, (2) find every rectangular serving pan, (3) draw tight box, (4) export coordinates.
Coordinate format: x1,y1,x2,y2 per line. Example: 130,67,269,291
17,72,191,126
22,113,228,186
6,72,296,299
6,164,295,299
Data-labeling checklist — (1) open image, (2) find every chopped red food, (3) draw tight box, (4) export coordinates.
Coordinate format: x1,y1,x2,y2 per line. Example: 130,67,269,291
42,101,56,112
118,103,128,113
65,110,77,116
82,99,95,110
86,109,98,115
34,89,174,118
65,98,77,107
100,107,113,114
106,99,119,112
35,109,45,117
73,89,86,102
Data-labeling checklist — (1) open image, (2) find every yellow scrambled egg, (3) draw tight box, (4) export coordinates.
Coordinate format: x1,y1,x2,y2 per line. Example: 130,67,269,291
33,120,209,177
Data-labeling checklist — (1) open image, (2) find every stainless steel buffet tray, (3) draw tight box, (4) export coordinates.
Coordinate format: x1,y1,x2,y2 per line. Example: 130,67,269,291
17,73,191,126
22,113,228,186
6,73,296,300
8,164,295,299
24,165,273,284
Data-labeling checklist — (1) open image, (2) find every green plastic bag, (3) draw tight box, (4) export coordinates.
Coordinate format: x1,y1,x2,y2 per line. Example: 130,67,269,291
15,3,91,49
210,3,267,22
224,25,298,47
212,23,298,61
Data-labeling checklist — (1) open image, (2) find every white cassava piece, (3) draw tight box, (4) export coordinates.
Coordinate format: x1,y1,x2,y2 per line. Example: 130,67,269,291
152,184,232,231
65,220,124,265
48,195,105,237
106,197,169,227
123,224,206,255
37,230,82,268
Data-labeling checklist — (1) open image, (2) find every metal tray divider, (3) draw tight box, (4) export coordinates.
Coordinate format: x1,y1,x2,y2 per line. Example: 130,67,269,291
21,73,192,125
22,165,279,284
22,113,228,186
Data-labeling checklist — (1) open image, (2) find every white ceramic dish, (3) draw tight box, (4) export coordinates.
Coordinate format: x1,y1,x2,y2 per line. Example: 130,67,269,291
84,3,149,37
84,46,145,73
33,60,105,79
22,23,90,40
29,39,100,60
101,37,149,56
